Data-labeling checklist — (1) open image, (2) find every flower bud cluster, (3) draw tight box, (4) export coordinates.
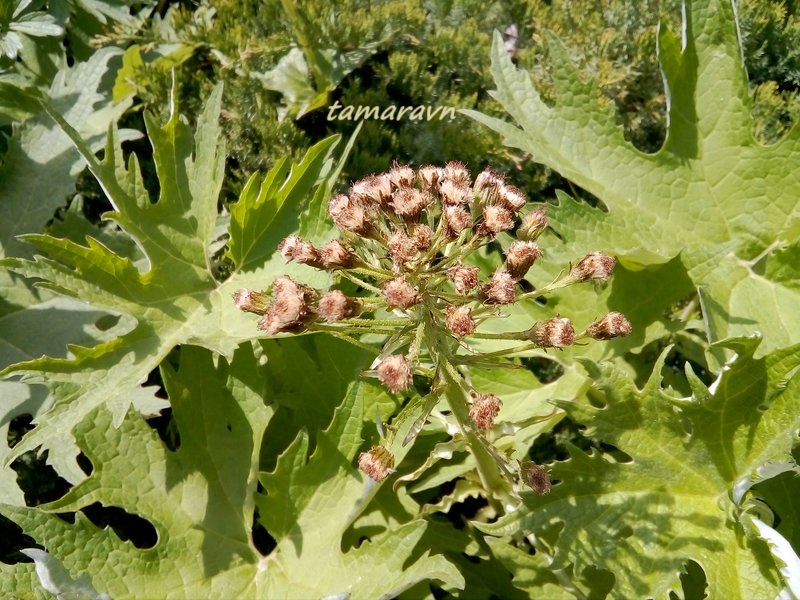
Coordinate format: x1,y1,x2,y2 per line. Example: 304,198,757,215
234,162,632,486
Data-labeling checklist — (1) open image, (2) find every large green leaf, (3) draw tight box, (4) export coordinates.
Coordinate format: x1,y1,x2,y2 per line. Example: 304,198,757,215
478,336,800,598
1,347,461,598
0,82,344,464
464,0,800,356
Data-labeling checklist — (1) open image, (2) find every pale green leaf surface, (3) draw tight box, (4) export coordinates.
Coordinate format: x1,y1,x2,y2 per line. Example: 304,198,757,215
0,358,456,598
0,47,135,260
1,86,343,464
1,345,271,598
257,379,463,599
477,337,800,598
463,0,800,354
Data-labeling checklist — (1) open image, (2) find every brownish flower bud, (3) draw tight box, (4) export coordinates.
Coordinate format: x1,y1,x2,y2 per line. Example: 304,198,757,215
377,354,413,392
411,223,433,251
518,207,548,241
469,392,502,430
233,288,269,315
481,269,516,305
447,265,480,295
278,235,323,267
570,252,616,282
445,304,477,337
529,317,574,349
520,461,551,495
320,240,358,269
258,276,318,335
358,445,395,482
328,194,372,235
387,230,418,264
443,160,471,187
389,162,415,189
497,184,527,211
391,186,431,218
479,205,515,236
473,167,505,205
443,205,473,238
505,241,542,280
318,290,362,322
417,164,443,190
438,178,470,205
350,173,392,205
382,276,420,309
585,311,632,340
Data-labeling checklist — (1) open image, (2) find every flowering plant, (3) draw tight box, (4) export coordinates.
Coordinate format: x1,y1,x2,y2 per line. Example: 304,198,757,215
235,161,630,493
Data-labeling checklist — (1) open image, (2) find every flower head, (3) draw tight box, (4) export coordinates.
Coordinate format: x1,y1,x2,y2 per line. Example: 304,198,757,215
382,277,420,309
358,446,395,482
505,241,542,280
445,304,476,337
257,276,318,335
529,317,575,349
518,207,548,241
377,354,413,392
319,290,361,322
232,288,269,315
481,269,516,305
585,312,632,340
520,461,551,495
570,252,616,282
469,392,502,430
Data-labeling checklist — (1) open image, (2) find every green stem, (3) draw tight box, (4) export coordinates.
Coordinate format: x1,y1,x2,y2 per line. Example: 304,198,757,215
453,342,539,362
468,330,530,341
438,360,516,509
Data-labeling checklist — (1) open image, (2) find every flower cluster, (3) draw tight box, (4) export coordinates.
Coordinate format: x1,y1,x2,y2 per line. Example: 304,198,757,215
234,162,631,487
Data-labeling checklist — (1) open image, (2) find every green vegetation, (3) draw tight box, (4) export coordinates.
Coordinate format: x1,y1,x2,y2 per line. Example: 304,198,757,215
1,0,799,598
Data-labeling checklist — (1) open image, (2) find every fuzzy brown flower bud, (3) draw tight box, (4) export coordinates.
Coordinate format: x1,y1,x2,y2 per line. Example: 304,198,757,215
278,235,323,267
443,160,471,187
391,187,431,218
358,445,395,482
417,164,443,190
518,207,548,241
445,304,476,337
520,461,551,495
320,240,358,269
479,205,515,236
328,194,372,235
529,317,574,349
443,205,473,238
257,276,318,335
382,277,420,309
585,312,632,340
318,290,361,322
411,223,433,251
233,289,269,315
438,178,470,206
387,230,419,264
473,167,505,206
469,392,502,430
497,184,527,211
447,265,480,295
389,162,415,188
350,173,392,205
481,269,516,305
570,252,616,282
505,241,542,280
377,354,413,392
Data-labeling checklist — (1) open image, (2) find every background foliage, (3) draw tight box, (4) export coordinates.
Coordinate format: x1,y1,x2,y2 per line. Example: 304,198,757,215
1,0,799,598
